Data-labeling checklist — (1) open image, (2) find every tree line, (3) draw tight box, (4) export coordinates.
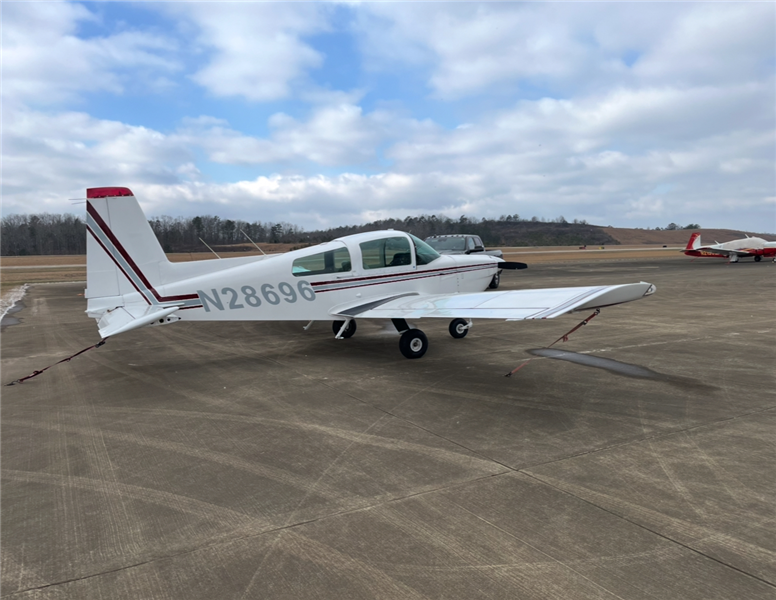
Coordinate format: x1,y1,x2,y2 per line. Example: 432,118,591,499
1,214,88,255
1,211,701,256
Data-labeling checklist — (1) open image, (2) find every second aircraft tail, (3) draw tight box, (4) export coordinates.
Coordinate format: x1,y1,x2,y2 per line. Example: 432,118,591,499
684,232,702,251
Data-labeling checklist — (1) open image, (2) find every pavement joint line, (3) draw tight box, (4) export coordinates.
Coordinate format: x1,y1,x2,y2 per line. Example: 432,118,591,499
309,352,775,481
445,501,634,600
316,371,776,589
313,377,520,473
516,402,776,474
5,470,514,597
304,365,776,589
520,470,776,590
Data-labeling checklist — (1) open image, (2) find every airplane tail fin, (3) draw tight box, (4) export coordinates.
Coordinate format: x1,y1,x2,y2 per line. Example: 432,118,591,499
85,187,196,337
86,187,168,302
684,232,702,251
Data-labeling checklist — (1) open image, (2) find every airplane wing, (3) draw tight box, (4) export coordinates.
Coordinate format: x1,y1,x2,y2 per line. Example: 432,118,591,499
331,282,655,321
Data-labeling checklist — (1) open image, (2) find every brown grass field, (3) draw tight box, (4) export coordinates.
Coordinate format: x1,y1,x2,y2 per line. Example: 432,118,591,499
1,244,686,302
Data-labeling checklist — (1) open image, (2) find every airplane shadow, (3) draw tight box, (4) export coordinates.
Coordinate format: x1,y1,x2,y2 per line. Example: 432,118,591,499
528,348,717,392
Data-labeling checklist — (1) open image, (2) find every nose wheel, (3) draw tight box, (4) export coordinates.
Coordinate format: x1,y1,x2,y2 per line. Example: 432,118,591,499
449,318,471,338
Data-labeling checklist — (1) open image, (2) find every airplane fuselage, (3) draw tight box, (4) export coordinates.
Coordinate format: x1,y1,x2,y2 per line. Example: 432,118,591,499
89,230,500,324
683,232,776,262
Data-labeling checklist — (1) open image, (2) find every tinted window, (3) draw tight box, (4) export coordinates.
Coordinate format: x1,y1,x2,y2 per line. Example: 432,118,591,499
409,234,441,265
292,247,351,276
360,236,412,270
426,237,465,252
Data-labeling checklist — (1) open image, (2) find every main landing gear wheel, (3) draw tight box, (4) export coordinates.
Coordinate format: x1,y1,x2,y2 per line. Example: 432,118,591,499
489,272,500,289
754,255,762,262
449,318,469,339
399,329,428,359
332,320,357,338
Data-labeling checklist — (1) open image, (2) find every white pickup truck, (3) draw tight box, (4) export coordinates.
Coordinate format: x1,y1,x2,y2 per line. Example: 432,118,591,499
424,234,505,288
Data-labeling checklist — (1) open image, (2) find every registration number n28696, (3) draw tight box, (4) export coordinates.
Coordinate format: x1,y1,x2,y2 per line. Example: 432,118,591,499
197,280,315,312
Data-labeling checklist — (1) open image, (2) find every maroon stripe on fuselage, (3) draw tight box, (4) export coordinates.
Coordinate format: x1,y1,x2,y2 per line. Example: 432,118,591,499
311,262,493,288
311,264,495,293
87,202,199,302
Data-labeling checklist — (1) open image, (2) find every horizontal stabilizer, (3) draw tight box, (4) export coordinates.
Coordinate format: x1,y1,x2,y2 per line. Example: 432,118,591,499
98,305,180,338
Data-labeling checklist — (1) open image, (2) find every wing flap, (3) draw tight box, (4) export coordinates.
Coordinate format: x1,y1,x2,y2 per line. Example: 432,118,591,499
337,283,655,321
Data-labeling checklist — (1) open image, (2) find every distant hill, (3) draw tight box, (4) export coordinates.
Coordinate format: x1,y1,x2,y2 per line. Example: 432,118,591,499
604,227,776,246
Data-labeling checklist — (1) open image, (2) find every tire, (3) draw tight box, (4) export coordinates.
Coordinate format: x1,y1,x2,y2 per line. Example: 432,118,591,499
449,318,469,339
399,329,428,359
332,320,356,338
754,255,762,262
489,271,500,289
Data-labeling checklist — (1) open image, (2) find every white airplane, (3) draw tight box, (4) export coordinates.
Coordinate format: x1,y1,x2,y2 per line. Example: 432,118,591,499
85,187,656,359
683,232,776,263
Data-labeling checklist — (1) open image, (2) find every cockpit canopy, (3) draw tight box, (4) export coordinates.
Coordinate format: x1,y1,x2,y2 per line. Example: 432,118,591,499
359,233,440,268
290,232,440,276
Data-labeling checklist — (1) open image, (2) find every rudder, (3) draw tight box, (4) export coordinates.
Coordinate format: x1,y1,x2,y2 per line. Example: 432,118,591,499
684,232,701,251
86,187,168,302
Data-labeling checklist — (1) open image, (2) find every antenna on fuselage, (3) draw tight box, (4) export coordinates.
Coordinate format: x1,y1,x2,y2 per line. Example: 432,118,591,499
240,229,266,255
199,237,221,259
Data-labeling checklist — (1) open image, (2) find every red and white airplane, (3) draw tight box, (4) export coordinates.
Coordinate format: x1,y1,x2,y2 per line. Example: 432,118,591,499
85,187,655,359
683,232,776,263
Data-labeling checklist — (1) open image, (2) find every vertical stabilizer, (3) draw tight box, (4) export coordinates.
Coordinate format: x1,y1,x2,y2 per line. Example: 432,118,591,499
685,232,702,251
86,187,168,301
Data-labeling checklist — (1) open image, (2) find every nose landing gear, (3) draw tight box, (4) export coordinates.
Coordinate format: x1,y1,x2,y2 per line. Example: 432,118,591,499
448,318,472,339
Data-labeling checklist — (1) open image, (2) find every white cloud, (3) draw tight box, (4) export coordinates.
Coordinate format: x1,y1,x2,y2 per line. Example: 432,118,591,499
2,106,194,213
1,3,774,234
166,3,330,102
356,3,775,98
1,3,180,106
634,4,776,86
182,103,387,166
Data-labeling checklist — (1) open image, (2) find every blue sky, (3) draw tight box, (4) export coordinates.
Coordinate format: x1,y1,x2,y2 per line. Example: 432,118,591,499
2,2,774,233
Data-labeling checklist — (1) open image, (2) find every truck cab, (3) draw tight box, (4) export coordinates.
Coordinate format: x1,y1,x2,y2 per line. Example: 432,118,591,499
424,234,504,288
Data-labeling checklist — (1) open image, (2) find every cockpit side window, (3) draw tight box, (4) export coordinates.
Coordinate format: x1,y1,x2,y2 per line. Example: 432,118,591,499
360,236,412,270
409,234,441,265
292,247,351,276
